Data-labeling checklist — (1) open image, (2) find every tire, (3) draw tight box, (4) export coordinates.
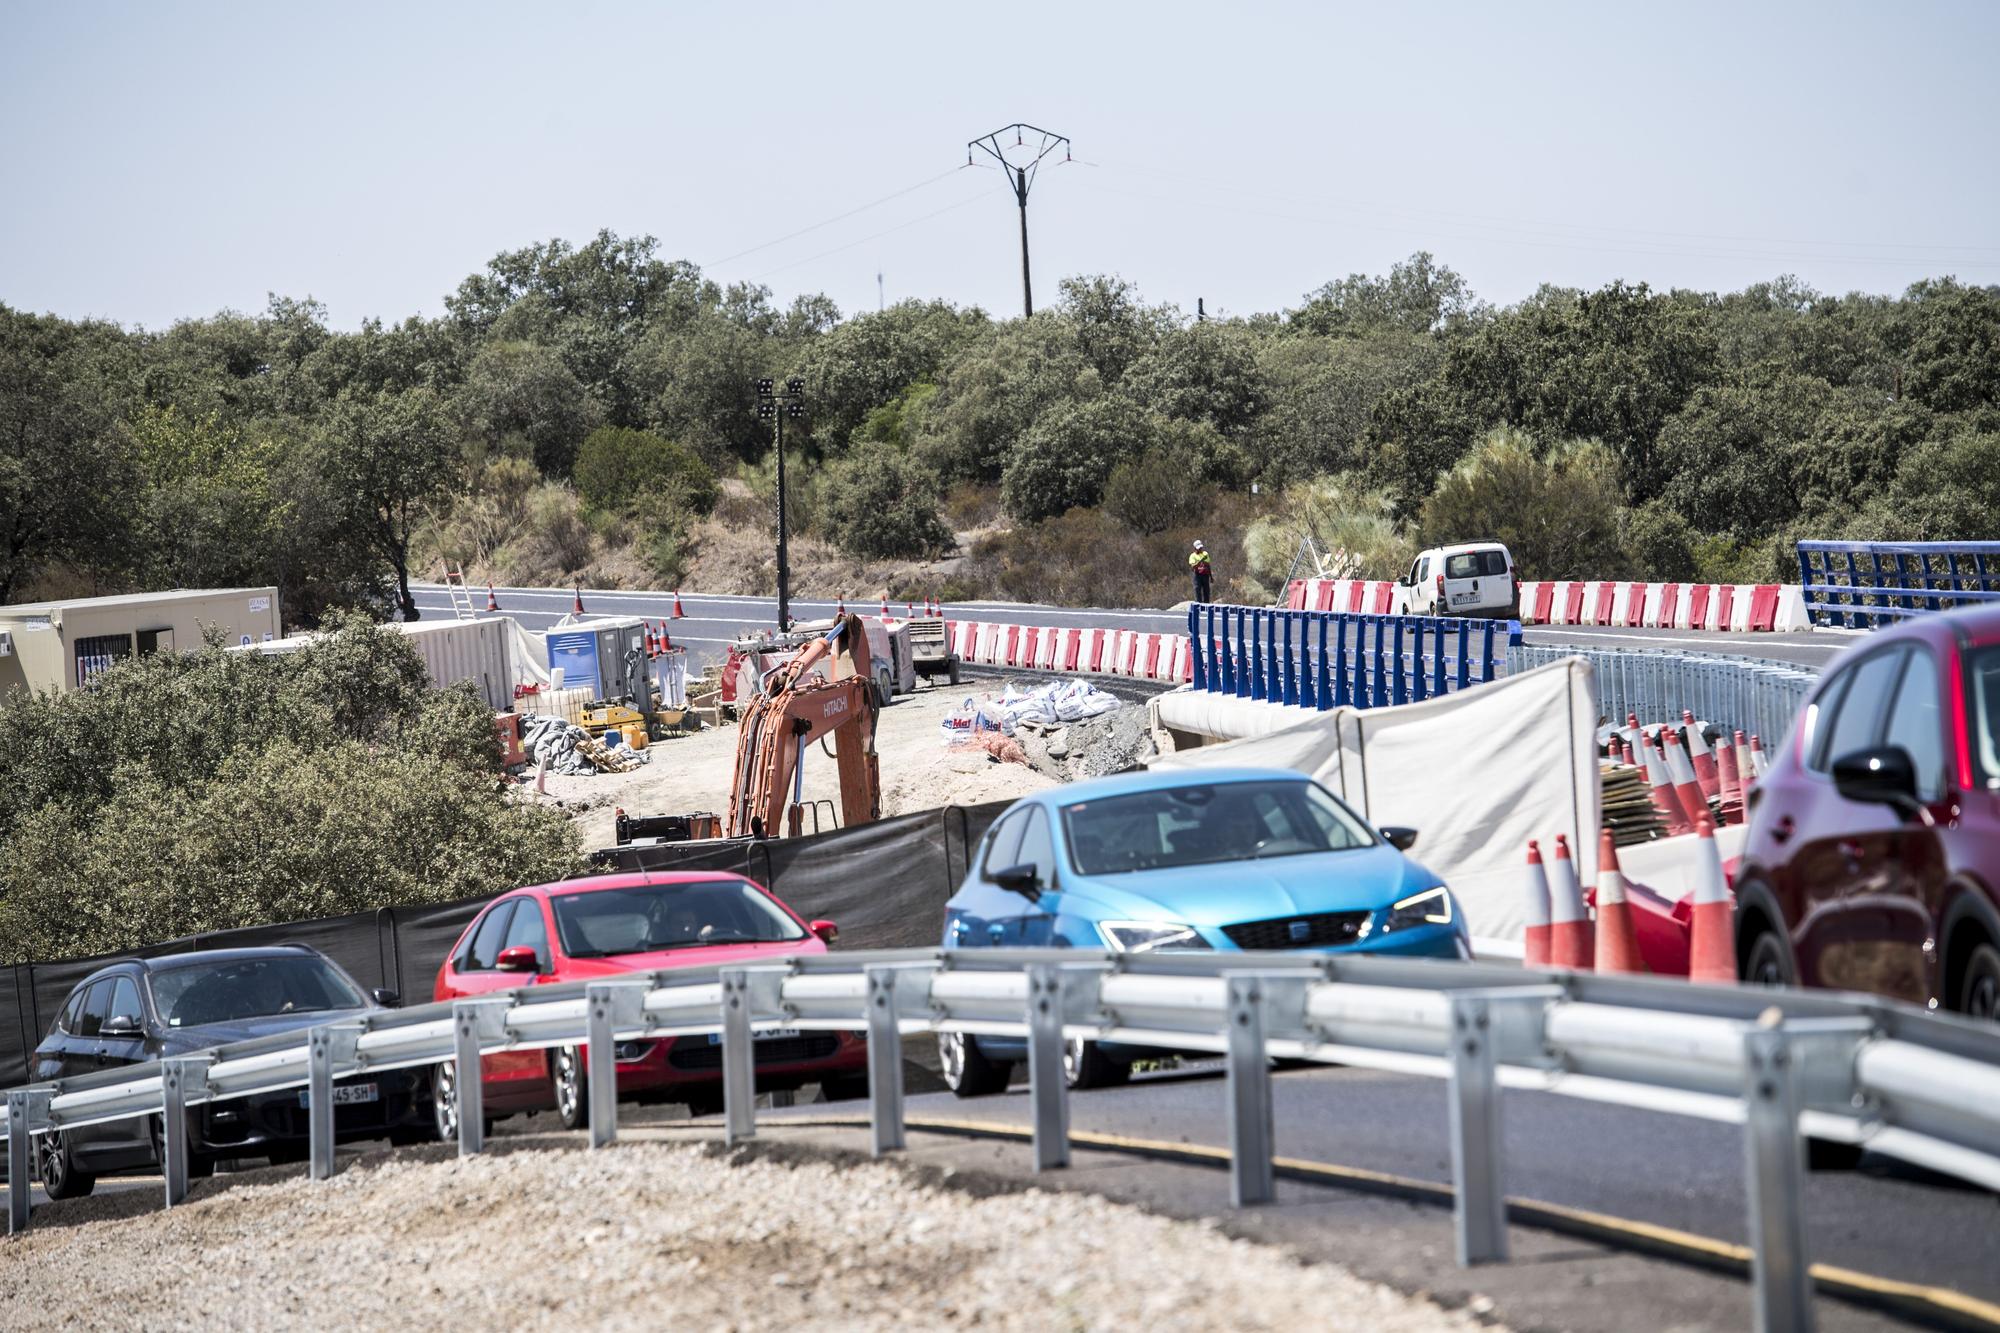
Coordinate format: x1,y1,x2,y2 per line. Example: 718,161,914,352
1957,942,2000,1020
947,659,961,686
684,1089,725,1119
1063,1037,1132,1090
266,1141,308,1166
432,1059,461,1143
38,1128,96,1200
1807,1138,1865,1171
818,1073,870,1103
938,1031,1012,1098
1740,926,1795,988
551,1045,589,1131
149,1115,214,1179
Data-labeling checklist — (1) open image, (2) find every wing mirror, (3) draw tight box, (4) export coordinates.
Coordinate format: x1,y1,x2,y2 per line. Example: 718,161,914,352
1379,826,1419,852
495,946,541,974
101,1014,144,1037
987,863,1042,899
371,988,402,1008
1832,746,1922,817
810,919,839,945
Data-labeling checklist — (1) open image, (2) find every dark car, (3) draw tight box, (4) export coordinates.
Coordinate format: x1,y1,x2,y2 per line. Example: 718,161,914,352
1737,603,2000,1016
30,946,432,1197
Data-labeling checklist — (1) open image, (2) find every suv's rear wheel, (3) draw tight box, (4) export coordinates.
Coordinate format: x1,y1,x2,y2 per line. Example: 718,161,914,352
38,1128,95,1199
1958,943,2000,1020
1740,925,1794,987
939,1031,1011,1097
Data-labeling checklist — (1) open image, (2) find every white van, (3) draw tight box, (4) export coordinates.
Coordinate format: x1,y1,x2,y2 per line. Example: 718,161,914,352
1401,542,1519,618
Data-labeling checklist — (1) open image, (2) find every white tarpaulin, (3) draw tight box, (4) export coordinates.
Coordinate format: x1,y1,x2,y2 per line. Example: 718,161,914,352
1149,657,1600,948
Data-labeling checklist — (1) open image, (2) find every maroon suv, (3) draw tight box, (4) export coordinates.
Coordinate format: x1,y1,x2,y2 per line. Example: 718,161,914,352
1738,603,2000,1015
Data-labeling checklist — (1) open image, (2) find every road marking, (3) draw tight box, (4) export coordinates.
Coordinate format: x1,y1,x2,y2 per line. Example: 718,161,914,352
728,1113,2000,1326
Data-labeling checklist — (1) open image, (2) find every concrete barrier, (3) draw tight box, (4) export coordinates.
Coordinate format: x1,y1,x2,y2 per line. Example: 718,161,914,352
1515,579,1808,633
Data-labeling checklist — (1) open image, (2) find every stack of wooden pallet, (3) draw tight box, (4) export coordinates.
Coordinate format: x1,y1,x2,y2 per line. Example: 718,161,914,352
1601,761,1666,846
575,731,640,774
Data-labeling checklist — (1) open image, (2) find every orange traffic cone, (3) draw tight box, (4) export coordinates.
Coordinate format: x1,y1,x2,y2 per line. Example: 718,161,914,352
1593,830,1643,974
1606,734,1625,764
485,583,499,612
572,586,586,616
879,595,891,620
1734,730,1755,792
1623,712,1646,761
1749,733,1768,778
1687,819,1736,984
660,627,672,652
1522,839,1551,967
672,590,686,619
1715,734,1744,825
906,601,916,618
835,593,847,616
1682,711,1719,799
1643,732,1691,836
929,596,942,616
1661,726,1711,833
1547,834,1593,970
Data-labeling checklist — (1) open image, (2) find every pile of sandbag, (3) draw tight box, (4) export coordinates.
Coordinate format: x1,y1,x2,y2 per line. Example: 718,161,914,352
939,679,1121,743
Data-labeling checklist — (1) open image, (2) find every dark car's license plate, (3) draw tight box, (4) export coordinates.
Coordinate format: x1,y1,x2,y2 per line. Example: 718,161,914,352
296,1082,379,1106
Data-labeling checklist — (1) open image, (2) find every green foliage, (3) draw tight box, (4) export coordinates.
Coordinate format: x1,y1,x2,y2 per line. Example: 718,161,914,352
789,301,986,451
1867,429,2000,540
1002,398,1153,522
457,339,602,477
0,617,581,962
1240,475,1414,601
820,440,951,559
1418,429,1630,581
1621,498,1698,582
914,317,1088,486
1119,322,1266,437
572,425,717,516
1289,252,1482,337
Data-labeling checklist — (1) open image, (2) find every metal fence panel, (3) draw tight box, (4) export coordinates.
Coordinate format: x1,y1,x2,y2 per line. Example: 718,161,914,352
1189,606,1516,709
1508,644,1818,747
1796,540,2000,628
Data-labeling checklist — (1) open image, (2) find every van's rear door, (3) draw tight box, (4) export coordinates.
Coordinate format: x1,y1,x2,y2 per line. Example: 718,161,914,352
1441,548,1511,612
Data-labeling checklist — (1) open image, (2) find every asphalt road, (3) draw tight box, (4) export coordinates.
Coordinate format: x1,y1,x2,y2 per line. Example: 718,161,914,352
411,582,1854,673
772,1057,2000,1308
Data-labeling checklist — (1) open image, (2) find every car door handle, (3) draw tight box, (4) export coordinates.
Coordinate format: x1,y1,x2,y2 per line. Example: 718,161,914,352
1768,815,1795,845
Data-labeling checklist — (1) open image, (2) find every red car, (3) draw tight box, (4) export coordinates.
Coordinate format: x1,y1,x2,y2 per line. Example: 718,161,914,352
432,871,867,1135
1737,602,2000,1016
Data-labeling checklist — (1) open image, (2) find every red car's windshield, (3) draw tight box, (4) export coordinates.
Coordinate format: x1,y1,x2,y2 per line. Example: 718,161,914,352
551,881,807,958
1971,646,2000,789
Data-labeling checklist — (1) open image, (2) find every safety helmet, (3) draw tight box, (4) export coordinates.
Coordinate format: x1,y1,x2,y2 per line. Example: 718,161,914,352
1192,540,1205,550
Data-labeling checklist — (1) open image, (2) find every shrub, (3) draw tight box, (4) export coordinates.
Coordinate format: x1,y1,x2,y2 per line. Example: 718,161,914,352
572,426,717,516
1105,450,1213,535
1002,398,1152,522
820,441,951,559
1418,429,1630,581
1621,498,1698,581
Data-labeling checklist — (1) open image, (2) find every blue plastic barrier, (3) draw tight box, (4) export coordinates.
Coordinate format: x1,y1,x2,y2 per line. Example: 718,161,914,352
1795,541,2000,628
1187,606,1517,709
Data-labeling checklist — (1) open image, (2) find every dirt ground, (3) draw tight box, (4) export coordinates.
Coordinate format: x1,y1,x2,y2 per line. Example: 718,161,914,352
0,1140,1489,1331
513,676,1079,851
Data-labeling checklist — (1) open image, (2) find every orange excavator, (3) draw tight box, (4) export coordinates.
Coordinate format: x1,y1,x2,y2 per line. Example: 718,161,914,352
725,613,882,839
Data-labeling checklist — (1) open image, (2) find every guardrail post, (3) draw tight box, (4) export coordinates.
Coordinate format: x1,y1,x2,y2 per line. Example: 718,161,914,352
1026,964,1069,1171
585,981,650,1149
1266,609,1284,701
452,998,508,1157
160,1057,209,1206
1187,605,1205,691
1315,613,1332,710
7,1089,34,1233
1391,618,1407,705
720,969,757,1146
1281,612,1299,707
865,967,906,1158
1431,619,1446,696
308,1021,364,1180
1447,996,1507,1264
1225,974,1275,1206
1743,1018,1812,1333
1332,614,1350,707
1222,607,1239,695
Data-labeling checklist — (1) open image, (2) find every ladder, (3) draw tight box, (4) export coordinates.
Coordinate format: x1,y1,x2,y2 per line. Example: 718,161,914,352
442,562,478,620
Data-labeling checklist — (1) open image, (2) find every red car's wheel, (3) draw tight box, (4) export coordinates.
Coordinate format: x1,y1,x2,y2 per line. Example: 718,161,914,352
552,1046,589,1131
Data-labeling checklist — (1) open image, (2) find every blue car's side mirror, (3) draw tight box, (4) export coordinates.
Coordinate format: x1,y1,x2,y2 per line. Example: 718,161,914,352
1379,826,1419,852
987,863,1042,899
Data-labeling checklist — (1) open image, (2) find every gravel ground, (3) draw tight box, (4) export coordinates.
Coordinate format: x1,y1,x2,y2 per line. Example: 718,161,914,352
0,1142,1490,1331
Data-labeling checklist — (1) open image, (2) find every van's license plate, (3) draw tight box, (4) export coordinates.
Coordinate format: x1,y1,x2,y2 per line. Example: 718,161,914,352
707,1028,802,1045
297,1083,379,1106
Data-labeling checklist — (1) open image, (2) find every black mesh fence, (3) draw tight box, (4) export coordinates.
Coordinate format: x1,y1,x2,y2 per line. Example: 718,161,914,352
1,800,1014,1086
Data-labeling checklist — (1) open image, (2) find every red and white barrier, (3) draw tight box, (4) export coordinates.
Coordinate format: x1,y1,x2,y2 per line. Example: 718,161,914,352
940,620,1189,686
1516,580,1809,633
1288,578,1409,616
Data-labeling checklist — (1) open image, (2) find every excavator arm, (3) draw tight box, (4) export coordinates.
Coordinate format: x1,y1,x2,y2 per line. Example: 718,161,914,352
725,615,882,839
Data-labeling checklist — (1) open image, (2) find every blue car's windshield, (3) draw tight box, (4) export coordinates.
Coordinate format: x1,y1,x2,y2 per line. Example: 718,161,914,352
1061,781,1375,876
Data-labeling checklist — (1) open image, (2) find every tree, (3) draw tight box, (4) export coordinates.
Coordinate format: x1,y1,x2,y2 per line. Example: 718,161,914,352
457,339,602,476
820,440,951,559
1290,251,1483,337
313,386,455,619
1867,429,2000,541
788,299,988,452
1652,370,1836,540
127,406,287,590
1418,429,1630,581
1252,333,1438,484
1890,278,2000,418
1120,321,1266,438
915,318,1088,486
1055,275,1173,384
571,426,716,516
1001,397,1153,522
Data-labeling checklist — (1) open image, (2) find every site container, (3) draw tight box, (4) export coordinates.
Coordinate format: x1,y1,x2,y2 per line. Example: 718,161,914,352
0,588,283,695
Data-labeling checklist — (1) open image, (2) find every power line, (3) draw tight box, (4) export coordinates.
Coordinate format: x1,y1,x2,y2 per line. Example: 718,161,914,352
750,193,989,280
704,166,971,269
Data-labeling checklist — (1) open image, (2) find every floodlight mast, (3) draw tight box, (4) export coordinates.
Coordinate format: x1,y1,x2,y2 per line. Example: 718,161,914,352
968,123,1070,318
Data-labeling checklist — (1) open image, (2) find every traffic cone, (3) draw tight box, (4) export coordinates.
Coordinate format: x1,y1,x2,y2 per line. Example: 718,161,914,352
879,595,891,620
1749,734,1768,778
1661,726,1711,833
1643,732,1691,836
1623,712,1646,762
1734,730,1755,791
1687,819,1736,984
572,586,585,616
485,583,499,612
1606,734,1625,764
672,590,686,619
1681,711,1719,799
1522,840,1551,967
1593,830,1643,974
1547,834,1593,970
835,593,847,616
931,596,943,616
1715,735,1744,826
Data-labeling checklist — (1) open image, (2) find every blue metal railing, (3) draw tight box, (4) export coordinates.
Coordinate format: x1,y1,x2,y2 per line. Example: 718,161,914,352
1187,606,1517,709
1796,541,2000,628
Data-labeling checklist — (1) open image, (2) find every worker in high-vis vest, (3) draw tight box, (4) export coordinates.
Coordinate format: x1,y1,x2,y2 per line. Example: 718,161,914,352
1188,540,1213,603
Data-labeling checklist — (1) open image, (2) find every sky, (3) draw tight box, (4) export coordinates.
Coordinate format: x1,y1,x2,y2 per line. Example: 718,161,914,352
3,1,1998,331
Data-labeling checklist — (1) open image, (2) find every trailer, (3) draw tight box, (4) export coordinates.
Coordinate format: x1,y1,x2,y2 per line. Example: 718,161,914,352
0,587,283,695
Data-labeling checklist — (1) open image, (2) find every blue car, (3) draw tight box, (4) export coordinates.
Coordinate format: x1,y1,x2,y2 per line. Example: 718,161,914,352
938,766,1470,1095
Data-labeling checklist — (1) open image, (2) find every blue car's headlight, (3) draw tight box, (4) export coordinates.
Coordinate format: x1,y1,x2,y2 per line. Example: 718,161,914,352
1097,920,1212,953
1380,886,1454,933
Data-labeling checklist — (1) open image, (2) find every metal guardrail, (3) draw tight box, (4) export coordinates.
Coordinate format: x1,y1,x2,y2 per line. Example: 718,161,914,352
1797,540,2000,628
1188,606,1515,709
6,949,1998,1332
1507,644,1818,749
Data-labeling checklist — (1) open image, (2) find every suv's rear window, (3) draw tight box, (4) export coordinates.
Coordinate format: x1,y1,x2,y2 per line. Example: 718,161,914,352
1445,550,1509,578
1971,646,2000,789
